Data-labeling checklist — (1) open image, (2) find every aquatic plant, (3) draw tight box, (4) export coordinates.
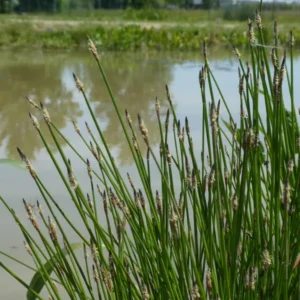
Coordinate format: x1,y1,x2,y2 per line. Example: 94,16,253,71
1,9,300,300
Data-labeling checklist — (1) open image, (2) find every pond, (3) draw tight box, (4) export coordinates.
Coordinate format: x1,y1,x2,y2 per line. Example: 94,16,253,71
0,48,299,298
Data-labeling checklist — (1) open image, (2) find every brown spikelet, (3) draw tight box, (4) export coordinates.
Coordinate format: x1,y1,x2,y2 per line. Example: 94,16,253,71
203,41,207,60
24,241,33,256
206,269,212,293
102,190,108,216
92,264,99,283
37,201,43,217
29,113,40,131
156,191,162,216
263,249,272,271
155,97,160,118
132,136,139,154
138,114,149,144
274,19,278,40
72,120,81,134
279,51,286,88
87,159,92,179
17,147,36,178
170,212,179,236
255,10,262,30
165,84,172,105
73,73,84,92
40,102,51,125
125,109,132,128
271,48,278,69
139,189,145,209
48,217,58,242
67,159,78,189
248,19,255,44
293,253,300,269
26,96,40,110
88,38,99,62
165,109,170,133
142,285,150,300
233,45,241,59
23,199,40,231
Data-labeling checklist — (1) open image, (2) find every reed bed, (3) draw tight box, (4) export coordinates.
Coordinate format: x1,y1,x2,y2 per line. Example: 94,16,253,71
1,9,300,300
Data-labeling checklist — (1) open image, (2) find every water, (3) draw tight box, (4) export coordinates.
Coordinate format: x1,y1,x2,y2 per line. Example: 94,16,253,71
0,48,298,298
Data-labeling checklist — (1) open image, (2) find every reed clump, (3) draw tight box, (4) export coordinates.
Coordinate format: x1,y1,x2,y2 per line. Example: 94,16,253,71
1,8,300,300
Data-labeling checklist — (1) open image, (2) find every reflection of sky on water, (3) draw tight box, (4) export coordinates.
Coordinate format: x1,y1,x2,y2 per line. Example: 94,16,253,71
0,49,300,299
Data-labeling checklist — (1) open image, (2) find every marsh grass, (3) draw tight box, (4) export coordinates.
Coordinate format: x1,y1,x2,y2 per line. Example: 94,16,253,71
1,8,300,300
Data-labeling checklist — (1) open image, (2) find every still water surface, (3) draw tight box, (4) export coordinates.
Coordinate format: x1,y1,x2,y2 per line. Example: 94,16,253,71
0,49,298,298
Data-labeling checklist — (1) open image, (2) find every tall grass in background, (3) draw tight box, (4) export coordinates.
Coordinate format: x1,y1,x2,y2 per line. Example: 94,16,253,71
1,8,300,300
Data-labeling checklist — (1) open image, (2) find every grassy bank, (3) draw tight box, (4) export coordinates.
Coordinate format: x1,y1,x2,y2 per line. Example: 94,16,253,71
0,20,299,50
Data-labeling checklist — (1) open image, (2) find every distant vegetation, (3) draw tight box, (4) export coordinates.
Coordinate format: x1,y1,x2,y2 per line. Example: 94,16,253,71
1,0,300,13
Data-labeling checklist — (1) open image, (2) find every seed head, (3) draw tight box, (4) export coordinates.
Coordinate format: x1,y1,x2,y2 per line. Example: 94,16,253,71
142,285,150,300
185,117,190,137
90,240,99,264
48,217,58,242
274,19,278,39
170,212,179,236
155,98,160,118
206,269,212,292
191,286,201,300
208,168,215,190
248,19,255,44
224,168,229,185
88,38,99,62
73,73,84,92
271,48,278,69
255,10,262,30
279,52,286,87
37,201,43,217
139,189,145,209
17,147,36,178
125,109,132,128
165,84,172,105
72,120,81,134
40,102,51,125
283,181,292,207
67,159,78,189
138,114,149,144
26,96,40,110
92,264,99,283
249,267,257,290
232,194,238,211
24,241,33,256
166,144,172,165
102,191,108,216
132,136,139,154
263,249,272,271
23,199,40,231
233,46,241,59
156,191,162,216
165,109,170,133
29,113,40,131
293,253,300,269
288,158,294,175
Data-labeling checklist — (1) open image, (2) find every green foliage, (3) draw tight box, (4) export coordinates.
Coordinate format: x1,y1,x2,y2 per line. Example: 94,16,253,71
123,7,167,20
0,22,298,50
27,243,83,300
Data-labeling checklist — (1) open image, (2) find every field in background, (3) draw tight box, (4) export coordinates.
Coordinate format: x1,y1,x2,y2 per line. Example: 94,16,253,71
0,8,300,50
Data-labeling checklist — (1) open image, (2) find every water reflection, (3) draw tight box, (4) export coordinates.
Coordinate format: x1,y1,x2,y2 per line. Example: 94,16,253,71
0,50,176,164
0,49,243,165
